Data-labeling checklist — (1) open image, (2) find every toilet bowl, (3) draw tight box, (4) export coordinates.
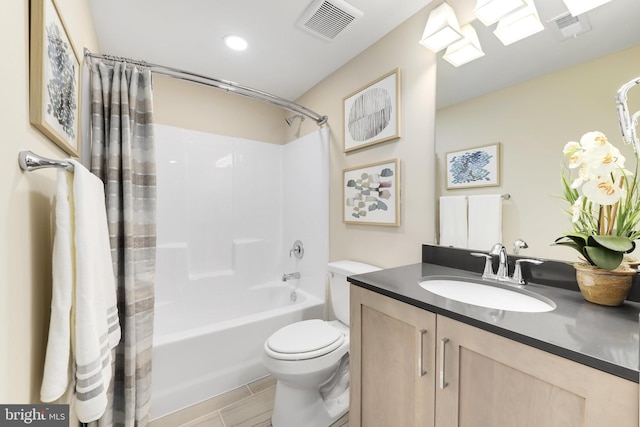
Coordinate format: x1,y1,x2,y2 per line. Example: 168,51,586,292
262,260,381,427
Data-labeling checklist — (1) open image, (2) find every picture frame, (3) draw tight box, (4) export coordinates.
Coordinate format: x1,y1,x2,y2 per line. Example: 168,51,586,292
446,143,500,189
343,159,400,226
30,0,81,157
343,69,401,153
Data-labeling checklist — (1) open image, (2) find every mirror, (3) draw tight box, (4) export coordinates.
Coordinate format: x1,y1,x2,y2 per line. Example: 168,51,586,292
435,0,640,260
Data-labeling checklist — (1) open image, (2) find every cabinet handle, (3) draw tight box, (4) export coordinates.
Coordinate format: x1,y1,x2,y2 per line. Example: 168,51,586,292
418,329,427,377
439,337,450,389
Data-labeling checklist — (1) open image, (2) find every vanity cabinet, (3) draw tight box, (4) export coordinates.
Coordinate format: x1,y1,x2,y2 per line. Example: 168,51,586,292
350,286,639,427
350,285,436,427
436,315,637,427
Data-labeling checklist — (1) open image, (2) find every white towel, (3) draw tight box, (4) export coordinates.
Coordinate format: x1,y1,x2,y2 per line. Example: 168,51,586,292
41,169,74,402
467,194,502,251
41,160,121,423
439,196,468,248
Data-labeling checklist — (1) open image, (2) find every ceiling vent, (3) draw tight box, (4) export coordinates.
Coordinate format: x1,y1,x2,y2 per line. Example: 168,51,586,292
549,12,592,41
296,0,364,42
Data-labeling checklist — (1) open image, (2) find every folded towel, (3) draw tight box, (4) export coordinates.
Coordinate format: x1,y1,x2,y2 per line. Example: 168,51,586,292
41,160,121,423
439,196,468,248
467,194,502,251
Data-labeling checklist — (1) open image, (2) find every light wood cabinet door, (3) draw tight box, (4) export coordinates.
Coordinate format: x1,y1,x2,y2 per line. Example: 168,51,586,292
350,286,436,427
435,315,639,427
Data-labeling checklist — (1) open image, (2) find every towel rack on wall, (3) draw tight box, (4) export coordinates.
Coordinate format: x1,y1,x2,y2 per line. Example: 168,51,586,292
18,151,74,172
456,194,510,200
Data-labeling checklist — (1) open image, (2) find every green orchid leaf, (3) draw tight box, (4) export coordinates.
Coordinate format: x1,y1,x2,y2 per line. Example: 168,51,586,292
583,245,624,270
553,233,588,250
552,240,584,254
591,235,634,252
560,232,589,245
553,234,591,263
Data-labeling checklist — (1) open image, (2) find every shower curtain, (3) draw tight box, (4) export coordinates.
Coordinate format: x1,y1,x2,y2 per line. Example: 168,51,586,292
88,60,156,427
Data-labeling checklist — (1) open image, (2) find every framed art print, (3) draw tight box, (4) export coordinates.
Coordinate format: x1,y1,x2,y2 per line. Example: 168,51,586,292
30,0,81,157
446,143,500,189
343,69,401,153
343,159,400,226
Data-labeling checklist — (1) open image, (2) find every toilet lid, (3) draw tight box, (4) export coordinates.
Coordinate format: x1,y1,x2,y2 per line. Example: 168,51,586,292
266,319,344,360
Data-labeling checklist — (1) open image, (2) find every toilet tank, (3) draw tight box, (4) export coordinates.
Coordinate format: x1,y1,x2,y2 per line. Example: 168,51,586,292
327,260,381,326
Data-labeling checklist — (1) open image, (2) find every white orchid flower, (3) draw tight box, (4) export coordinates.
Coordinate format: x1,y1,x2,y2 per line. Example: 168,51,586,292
582,178,623,206
580,131,608,150
570,196,583,223
563,141,583,169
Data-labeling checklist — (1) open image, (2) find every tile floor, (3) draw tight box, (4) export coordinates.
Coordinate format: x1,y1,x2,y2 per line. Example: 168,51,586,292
149,375,349,427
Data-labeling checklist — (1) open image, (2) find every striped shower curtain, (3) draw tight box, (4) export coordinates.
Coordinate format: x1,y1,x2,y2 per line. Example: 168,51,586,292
88,60,156,427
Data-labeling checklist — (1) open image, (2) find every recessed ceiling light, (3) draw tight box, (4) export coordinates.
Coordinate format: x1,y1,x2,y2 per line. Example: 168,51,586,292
223,34,248,51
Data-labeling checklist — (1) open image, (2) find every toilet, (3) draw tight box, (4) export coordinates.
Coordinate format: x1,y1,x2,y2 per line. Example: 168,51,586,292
262,260,381,427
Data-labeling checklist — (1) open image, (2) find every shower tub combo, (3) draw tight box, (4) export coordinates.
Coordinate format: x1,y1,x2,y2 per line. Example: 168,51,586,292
150,125,329,420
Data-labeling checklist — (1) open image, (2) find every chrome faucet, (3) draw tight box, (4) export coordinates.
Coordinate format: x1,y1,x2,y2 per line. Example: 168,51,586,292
471,243,542,287
491,243,509,281
282,272,301,282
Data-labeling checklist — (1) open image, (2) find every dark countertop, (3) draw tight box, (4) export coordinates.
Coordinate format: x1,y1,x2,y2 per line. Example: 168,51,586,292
348,262,640,383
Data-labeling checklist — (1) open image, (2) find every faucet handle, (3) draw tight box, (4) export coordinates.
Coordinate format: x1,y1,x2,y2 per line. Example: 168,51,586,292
289,240,304,259
470,252,495,279
512,258,543,285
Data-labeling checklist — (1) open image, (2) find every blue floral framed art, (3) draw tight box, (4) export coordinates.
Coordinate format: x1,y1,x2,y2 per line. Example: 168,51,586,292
30,0,80,157
446,143,500,189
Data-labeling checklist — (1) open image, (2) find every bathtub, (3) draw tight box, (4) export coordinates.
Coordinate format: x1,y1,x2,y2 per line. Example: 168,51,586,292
150,281,325,420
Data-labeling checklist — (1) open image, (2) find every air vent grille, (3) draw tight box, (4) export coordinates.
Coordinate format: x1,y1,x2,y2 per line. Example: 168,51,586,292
555,14,580,30
297,0,363,42
550,12,592,40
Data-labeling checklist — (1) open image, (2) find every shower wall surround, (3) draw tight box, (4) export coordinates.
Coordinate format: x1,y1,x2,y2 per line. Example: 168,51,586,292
154,124,329,304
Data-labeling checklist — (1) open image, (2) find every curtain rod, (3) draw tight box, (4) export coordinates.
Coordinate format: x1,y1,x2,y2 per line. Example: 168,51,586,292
83,48,328,126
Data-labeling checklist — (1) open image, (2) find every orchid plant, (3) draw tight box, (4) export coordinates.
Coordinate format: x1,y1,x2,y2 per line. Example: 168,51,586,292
554,131,640,270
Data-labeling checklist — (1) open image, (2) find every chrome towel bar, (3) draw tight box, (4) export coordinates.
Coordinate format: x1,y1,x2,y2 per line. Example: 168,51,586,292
18,151,74,171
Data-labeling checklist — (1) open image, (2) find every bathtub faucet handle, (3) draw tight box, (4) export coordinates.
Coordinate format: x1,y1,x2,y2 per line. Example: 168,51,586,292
289,240,304,259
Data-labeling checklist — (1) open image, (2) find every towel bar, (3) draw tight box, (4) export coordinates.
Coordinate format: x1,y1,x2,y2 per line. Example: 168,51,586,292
18,151,74,171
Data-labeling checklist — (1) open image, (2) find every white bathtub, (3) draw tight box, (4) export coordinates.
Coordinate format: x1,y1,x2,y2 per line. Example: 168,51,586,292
150,281,325,420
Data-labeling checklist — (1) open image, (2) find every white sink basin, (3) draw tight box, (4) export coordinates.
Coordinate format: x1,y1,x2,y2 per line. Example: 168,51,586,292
418,277,556,313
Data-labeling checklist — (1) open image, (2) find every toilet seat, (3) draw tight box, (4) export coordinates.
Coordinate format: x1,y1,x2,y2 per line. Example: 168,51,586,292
265,319,345,361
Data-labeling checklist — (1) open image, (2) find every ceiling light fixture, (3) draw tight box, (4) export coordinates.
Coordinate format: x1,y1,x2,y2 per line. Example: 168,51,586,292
443,24,485,67
473,0,526,26
223,34,248,51
493,0,544,46
562,0,613,17
419,2,463,53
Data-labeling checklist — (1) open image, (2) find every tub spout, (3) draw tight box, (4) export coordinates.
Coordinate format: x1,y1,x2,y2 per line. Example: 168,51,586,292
282,272,301,281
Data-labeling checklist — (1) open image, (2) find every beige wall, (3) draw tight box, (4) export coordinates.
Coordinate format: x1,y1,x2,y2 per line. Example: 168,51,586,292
436,44,640,261
1,0,99,404
153,75,289,144
297,6,438,269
